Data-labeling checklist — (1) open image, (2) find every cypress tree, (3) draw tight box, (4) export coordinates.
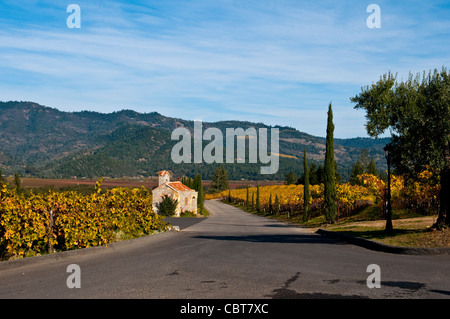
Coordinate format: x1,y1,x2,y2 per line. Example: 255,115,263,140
256,184,261,213
222,166,229,190
197,174,204,214
246,185,249,209
274,195,280,215
324,103,337,223
186,177,191,189
303,149,310,222
268,193,273,214
14,173,21,194
192,175,198,191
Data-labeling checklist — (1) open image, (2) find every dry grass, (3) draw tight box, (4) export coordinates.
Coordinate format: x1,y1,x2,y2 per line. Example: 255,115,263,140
253,205,449,248
319,216,450,248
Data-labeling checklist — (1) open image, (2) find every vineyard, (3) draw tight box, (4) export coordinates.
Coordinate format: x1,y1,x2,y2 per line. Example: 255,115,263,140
0,179,167,261
207,171,441,223
0,171,441,260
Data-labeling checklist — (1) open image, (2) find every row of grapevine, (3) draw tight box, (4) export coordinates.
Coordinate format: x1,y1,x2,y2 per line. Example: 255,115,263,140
213,183,374,218
207,171,440,220
357,172,440,215
0,179,167,260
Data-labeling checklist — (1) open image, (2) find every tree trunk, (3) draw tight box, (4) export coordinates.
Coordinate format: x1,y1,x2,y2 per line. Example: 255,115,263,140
434,168,449,229
434,142,450,229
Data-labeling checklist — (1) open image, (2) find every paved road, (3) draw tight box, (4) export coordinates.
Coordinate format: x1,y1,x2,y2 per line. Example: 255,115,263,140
0,199,449,299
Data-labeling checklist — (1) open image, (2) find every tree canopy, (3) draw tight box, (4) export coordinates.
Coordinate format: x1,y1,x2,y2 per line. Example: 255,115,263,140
209,166,229,193
350,67,450,228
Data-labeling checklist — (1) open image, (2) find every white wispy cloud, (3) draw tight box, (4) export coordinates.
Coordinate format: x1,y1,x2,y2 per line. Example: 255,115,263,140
0,0,448,137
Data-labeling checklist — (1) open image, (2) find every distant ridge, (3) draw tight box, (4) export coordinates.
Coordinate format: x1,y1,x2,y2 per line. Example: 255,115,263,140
0,101,389,181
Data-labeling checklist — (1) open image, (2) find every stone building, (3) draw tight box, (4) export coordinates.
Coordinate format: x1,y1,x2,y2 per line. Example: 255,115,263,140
152,170,198,216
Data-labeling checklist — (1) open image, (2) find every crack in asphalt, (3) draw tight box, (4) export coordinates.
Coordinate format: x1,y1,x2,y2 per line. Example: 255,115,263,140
266,272,369,299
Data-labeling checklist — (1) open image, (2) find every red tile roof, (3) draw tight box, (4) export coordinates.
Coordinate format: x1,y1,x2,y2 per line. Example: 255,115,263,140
167,181,195,192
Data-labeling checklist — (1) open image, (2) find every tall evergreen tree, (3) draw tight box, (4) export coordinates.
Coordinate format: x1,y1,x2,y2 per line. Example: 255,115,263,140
256,183,261,213
309,163,318,185
324,104,337,223
358,149,370,168
367,158,378,176
303,149,310,222
196,174,204,214
285,171,298,185
350,149,378,184
349,160,365,185
274,194,280,215
14,173,21,194
192,175,198,191
316,165,325,184
268,193,273,214
210,166,229,193
246,185,249,209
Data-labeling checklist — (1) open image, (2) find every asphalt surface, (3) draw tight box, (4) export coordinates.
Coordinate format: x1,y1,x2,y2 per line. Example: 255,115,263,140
163,216,209,230
0,199,449,299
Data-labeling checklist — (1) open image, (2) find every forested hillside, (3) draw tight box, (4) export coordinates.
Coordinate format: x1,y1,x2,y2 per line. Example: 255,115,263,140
0,101,389,181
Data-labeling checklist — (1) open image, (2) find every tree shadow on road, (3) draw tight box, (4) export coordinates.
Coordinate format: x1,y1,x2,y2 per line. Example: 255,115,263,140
192,234,346,245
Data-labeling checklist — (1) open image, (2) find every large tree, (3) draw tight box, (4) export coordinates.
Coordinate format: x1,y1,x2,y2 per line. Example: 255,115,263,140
285,171,298,185
303,149,310,222
210,165,229,193
349,160,365,185
324,103,337,223
350,68,450,229
349,149,378,185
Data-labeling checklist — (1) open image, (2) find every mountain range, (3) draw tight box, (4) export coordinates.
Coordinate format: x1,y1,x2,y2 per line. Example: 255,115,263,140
0,101,389,181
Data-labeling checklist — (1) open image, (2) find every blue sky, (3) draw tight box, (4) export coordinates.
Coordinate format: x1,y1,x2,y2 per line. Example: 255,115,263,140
0,1,449,138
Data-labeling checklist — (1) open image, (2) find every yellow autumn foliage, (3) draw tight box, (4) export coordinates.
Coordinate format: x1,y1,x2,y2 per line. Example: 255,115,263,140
208,170,440,217
0,180,167,260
